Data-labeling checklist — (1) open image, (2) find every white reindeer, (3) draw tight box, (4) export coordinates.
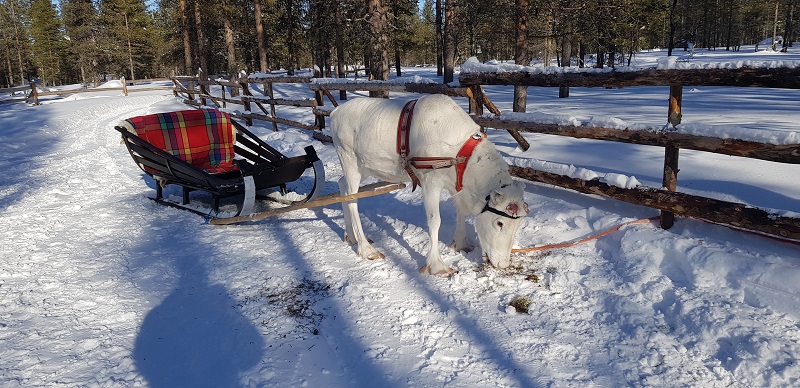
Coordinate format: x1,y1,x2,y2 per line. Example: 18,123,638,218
330,94,528,277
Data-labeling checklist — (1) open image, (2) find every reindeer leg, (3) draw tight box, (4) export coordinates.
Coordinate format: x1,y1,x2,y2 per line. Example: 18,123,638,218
338,175,357,246
450,195,474,253
419,182,455,277
338,165,384,260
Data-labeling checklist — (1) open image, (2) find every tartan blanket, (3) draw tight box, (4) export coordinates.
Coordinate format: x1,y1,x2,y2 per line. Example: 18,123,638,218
126,109,238,174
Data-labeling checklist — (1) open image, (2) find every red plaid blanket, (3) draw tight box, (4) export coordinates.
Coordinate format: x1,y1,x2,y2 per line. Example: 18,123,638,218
126,109,238,174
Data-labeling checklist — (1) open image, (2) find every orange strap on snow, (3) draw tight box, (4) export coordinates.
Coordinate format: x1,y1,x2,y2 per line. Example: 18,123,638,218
512,216,659,253
512,214,800,253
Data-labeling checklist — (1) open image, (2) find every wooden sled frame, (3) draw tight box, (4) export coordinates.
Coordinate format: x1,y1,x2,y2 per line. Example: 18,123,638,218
115,109,324,217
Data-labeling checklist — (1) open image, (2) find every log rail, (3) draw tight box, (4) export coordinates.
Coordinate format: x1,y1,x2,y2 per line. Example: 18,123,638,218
460,66,800,241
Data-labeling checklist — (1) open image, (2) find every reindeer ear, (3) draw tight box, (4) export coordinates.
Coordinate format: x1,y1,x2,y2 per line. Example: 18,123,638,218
514,181,526,191
489,190,504,206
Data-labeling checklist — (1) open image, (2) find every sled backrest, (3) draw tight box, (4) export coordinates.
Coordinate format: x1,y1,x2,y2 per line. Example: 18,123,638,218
124,109,238,174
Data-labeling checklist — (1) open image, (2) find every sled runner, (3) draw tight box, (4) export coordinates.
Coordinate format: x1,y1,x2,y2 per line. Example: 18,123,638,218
115,108,325,218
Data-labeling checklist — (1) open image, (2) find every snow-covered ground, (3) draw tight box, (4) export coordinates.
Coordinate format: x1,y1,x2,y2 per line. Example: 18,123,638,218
1,47,799,387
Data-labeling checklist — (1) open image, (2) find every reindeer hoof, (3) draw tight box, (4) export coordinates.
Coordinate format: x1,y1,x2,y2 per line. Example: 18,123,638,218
419,264,456,278
366,251,385,260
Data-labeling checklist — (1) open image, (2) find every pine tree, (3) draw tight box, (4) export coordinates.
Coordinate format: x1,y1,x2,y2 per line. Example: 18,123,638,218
29,0,66,85
98,0,155,80
0,0,31,86
368,0,389,89
62,0,101,85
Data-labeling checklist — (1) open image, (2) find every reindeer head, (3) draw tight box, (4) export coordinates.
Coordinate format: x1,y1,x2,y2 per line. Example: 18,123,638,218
474,181,529,269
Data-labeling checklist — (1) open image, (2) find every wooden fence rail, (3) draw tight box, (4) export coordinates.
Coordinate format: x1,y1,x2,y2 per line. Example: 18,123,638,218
0,84,32,104
458,67,800,88
459,66,800,241
171,73,318,132
24,77,173,105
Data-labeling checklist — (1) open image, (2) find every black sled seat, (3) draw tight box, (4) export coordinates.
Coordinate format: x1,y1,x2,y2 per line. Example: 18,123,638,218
115,108,324,216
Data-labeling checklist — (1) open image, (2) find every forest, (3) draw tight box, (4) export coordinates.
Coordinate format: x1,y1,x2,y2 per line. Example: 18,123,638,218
0,0,797,88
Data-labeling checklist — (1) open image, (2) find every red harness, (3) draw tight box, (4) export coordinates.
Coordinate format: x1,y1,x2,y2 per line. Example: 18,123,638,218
397,99,485,192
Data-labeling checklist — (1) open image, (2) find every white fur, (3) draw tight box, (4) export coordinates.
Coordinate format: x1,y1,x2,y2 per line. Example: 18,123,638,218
330,94,528,276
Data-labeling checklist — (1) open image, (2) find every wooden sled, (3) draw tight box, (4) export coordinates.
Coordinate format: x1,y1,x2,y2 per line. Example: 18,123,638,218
116,108,324,218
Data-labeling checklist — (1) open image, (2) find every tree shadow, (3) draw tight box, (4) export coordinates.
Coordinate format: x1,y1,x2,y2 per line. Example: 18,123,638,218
0,104,59,212
129,213,265,388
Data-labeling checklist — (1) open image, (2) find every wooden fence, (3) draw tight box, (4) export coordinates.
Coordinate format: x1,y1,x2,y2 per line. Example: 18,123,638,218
9,78,173,105
171,73,321,133
0,84,33,104
171,75,530,145
459,67,800,241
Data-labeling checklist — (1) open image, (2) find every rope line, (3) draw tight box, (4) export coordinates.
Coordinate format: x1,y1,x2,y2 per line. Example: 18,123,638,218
511,216,660,253
512,215,800,253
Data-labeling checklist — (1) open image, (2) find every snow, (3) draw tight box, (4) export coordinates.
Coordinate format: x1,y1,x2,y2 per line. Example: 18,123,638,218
494,110,800,145
2,47,800,387
97,79,125,89
310,75,439,85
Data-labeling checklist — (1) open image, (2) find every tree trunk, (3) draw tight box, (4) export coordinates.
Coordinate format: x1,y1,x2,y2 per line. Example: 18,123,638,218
513,0,529,112
559,17,571,98
435,0,443,76
180,0,193,74
193,0,208,76
286,0,296,75
368,0,390,97
1,23,15,86
773,1,779,51
335,0,346,99
783,1,795,52
443,0,455,84
124,13,135,80
393,0,402,77
254,0,267,72
223,16,236,75
667,0,678,56
8,0,26,85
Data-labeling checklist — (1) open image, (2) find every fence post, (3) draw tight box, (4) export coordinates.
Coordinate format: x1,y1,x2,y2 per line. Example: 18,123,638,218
265,81,278,132
171,78,179,97
188,79,196,101
29,82,39,105
661,85,683,229
314,89,325,130
239,80,253,126
198,68,207,106
220,80,226,109
467,86,482,116
668,85,683,128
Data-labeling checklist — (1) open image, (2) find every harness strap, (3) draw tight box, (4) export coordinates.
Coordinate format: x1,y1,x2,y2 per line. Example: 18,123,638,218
396,100,485,192
397,100,422,190
410,133,484,192
481,199,522,219
453,133,484,192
